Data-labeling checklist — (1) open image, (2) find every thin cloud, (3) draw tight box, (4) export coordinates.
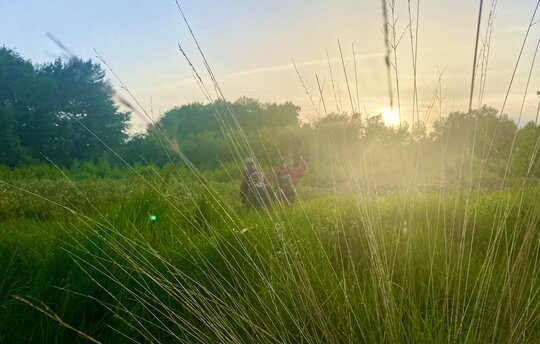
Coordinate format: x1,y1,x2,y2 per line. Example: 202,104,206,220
221,45,464,80
223,52,384,79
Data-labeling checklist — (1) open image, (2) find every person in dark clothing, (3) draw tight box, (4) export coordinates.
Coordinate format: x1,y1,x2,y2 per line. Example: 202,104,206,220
240,157,273,209
274,156,307,204
240,157,257,206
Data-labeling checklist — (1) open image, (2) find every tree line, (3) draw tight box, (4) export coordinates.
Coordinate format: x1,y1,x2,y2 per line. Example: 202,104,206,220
1,47,539,187
0,47,129,166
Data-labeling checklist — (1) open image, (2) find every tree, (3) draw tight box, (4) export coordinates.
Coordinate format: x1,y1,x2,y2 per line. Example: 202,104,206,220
140,98,301,168
38,58,130,162
513,122,540,177
0,47,36,106
0,47,40,165
157,98,300,139
0,102,29,166
121,129,175,166
432,106,517,159
0,48,130,166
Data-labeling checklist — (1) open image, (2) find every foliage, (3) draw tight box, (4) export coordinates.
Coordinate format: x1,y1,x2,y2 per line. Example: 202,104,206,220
0,47,130,166
2,48,539,189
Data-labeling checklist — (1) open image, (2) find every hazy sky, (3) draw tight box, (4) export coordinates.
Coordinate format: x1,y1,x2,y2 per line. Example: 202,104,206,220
1,0,539,132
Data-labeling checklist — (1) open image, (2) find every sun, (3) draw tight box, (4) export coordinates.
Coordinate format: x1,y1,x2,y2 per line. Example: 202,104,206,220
380,108,400,126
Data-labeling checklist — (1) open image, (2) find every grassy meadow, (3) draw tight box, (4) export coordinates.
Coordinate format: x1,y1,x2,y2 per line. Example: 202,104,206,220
2,1,540,343
1,161,540,343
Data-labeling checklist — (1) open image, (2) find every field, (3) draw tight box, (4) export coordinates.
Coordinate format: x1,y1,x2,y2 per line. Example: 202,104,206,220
1,164,540,343
2,1,540,342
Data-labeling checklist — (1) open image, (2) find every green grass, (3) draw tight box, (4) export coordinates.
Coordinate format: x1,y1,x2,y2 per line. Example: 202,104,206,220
1,170,540,343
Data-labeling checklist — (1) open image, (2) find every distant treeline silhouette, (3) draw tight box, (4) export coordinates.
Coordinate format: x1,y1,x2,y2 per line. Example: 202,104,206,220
1,47,539,188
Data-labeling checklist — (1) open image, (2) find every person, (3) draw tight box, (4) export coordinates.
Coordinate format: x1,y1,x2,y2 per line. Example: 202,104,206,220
239,157,273,209
274,156,307,204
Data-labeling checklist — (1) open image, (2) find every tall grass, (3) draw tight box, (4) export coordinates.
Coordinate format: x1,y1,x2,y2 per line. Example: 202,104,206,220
2,0,540,343
3,175,540,342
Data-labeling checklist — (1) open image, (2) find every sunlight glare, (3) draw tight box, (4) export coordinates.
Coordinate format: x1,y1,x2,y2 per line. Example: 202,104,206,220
380,108,400,126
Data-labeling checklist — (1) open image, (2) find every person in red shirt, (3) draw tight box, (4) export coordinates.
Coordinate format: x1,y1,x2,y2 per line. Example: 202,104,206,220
274,156,307,204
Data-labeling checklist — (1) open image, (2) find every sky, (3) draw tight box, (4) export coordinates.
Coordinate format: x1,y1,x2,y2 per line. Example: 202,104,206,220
1,0,539,133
